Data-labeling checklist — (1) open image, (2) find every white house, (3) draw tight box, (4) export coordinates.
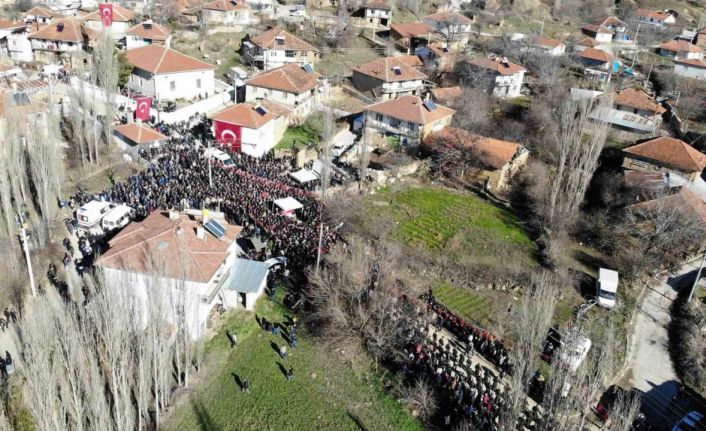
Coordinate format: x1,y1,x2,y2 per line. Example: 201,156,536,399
97,211,245,339
582,16,630,43
351,56,428,100
200,0,250,27
23,5,61,24
241,26,319,70
364,95,456,144
221,258,269,310
467,57,526,99
126,44,216,101
356,0,391,29
27,19,95,64
124,20,172,50
636,9,676,27
0,20,32,62
82,3,136,40
674,58,706,80
526,36,566,56
210,101,289,157
423,11,474,47
113,123,167,155
659,40,704,60
245,63,320,117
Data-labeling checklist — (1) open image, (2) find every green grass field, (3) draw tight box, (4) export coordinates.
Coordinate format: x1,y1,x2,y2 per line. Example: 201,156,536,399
276,126,319,150
434,283,493,326
164,292,421,431
372,186,536,267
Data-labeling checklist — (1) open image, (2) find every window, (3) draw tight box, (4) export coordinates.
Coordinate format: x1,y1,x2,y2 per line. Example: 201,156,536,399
375,113,383,122
196,78,202,88
285,50,295,58
170,81,175,91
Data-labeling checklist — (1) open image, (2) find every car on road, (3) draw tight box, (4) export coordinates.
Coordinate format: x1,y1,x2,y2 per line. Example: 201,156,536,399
596,268,619,309
673,411,706,431
265,256,288,270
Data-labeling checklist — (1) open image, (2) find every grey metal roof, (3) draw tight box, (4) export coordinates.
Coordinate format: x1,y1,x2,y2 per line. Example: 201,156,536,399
225,258,268,293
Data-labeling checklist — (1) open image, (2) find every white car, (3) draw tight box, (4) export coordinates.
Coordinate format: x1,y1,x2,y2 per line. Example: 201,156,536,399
205,148,236,169
596,268,619,309
101,205,133,231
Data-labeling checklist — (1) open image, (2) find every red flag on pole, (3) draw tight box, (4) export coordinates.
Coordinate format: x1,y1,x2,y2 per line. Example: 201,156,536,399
214,121,242,151
134,97,152,121
99,3,113,27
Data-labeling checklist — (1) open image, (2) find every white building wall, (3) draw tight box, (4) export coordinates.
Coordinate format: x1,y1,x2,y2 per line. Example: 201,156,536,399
595,32,613,43
492,70,524,98
245,84,317,116
7,34,33,61
125,35,172,50
674,64,706,80
240,121,277,157
84,20,130,39
130,69,215,101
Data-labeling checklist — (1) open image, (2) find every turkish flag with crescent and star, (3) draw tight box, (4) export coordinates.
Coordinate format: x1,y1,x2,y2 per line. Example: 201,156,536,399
214,121,242,151
99,3,113,27
134,96,152,121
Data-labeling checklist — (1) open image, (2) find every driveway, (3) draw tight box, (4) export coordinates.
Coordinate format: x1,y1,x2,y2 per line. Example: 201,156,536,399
620,258,706,430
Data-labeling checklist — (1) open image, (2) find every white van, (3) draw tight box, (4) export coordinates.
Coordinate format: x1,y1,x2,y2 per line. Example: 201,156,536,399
559,336,592,372
205,147,236,169
102,205,133,231
596,268,619,309
77,201,112,229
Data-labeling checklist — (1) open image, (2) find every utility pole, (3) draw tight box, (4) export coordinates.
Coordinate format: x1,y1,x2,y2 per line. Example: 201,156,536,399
688,252,706,302
18,211,37,297
205,121,212,188
540,16,545,35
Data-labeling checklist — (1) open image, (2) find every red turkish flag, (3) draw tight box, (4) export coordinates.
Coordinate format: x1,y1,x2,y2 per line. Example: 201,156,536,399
134,97,152,121
99,3,113,27
214,121,242,151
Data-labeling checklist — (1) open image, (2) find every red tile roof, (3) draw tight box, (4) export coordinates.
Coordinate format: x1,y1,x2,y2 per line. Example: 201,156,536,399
675,58,706,69
594,16,626,27
424,127,523,170
578,47,613,63
469,57,525,75
637,9,673,21
83,3,136,22
28,19,95,43
391,22,435,37
365,95,455,125
578,37,600,47
114,123,167,144
202,0,248,12
126,44,215,74
430,86,462,103
249,27,317,52
424,11,475,25
126,21,172,40
624,137,706,173
352,56,428,82
582,24,613,35
660,40,703,53
24,5,61,18
632,188,706,223
613,88,666,114
530,36,564,48
210,103,279,129
98,212,242,284
0,19,27,31
245,63,319,94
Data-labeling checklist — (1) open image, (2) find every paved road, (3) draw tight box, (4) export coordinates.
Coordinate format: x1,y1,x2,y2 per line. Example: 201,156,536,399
620,259,705,430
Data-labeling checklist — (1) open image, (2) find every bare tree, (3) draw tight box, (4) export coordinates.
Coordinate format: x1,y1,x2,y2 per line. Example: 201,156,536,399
607,389,642,431
357,127,371,191
92,32,119,153
397,377,438,422
544,95,611,233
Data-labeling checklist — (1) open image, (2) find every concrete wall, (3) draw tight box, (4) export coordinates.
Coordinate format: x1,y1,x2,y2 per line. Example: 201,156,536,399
674,63,706,80
157,89,233,124
240,120,277,157
129,69,215,101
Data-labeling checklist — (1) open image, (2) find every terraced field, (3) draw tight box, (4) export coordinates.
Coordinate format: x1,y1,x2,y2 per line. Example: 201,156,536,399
434,283,493,327
373,186,536,267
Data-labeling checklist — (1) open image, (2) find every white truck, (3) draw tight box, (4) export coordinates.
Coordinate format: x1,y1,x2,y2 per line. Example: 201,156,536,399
596,268,619,309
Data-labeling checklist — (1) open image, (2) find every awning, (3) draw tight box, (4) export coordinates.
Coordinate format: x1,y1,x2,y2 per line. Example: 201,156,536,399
224,258,268,293
274,197,303,214
289,169,318,183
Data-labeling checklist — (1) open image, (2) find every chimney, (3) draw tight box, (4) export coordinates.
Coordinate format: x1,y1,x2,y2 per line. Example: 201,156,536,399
501,56,509,67
169,209,179,220
56,22,64,32
196,226,206,240
175,226,184,236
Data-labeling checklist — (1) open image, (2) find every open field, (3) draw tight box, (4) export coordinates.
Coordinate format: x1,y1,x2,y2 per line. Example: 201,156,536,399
317,35,383,77
370,185,536,267
164,291,421,431
434,282,494,326
171,31,246,79
276,126,319,150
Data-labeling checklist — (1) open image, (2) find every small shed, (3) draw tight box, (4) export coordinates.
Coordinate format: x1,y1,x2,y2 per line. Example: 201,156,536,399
222,258,269,310
113,123,167,156
273,197,303,216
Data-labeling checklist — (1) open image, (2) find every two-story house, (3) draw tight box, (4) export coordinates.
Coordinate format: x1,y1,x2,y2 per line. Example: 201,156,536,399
415,43,457,73
97,211,247,339
674,58,706,80
526,36,566,56
635,9,676,27
82,3,136,40
582,16,630,43
364,95,455,145
126,44,216,101
467,57,526,98
241,27,319,70
423,11,474,48
390,22,436,54
23,6,61,24
200,0,250,27
590,88,666,133
124,20,172,50
0,20,30,61
27,19,95,64
577,47,613,70
352,0,391,29
245,63,320,117
622,136,706,182
659,40,704,60
351,56,428,100
210,101,289,157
